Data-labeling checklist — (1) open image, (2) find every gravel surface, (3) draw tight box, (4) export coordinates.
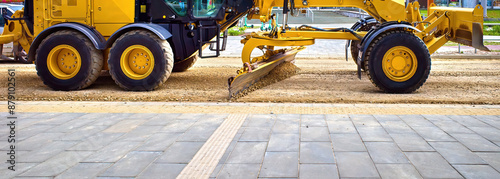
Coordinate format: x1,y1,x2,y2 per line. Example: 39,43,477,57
1,57,499,104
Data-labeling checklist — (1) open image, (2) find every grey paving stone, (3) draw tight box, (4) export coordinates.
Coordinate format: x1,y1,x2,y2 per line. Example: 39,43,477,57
330,133,366,152
60,125,109,141
137,163,185,179
0,163,37,179
239,127,271,142
405,152,463,179
390,133,434,152
68,132,125,151
267,134,300,152
335,152,379,178
210,164,223,178
300,142,335,164
125,113,159,120
449,115,490,127
142,113,181,126
476,153,500,172
453,165,500,179
325,114,350,121
430,119,474,134
244,114,275,127
49,119,95,133
326,120,357,134
375,164,422,179
301,127,330,142
365,142,409,164
379,120,415,134
216,164,261,179
83,141,142,162
176,113,205,120
351,114,380,127
423,114,453,122
19,141,78,163
272,119,300,134
17,124,57,141
160,119,197,133
469,127,500,142
276,114,301,120
412,127,455,141
28,112,63,119
299,164,339,179
155,142,204,163
13,132,65,151
226,142,267,164
17,118,47,129
357,126,392,142
451,133,500,152
103,120,145,133
475,115,500,129
19,151,93,177
37,113,86,125
399,115,436,127
301,114,326,127
429,142,486,165
100,151,161,177
91,117,123,126
259,152,299,178
373,114,401,122
118,125,163,141
176,122,219,142
78,113,109,120
218,135,240,165
55,163,112,179
135,133,182,151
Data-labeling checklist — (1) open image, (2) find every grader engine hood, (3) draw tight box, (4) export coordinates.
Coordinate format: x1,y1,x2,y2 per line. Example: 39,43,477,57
429,5,489,51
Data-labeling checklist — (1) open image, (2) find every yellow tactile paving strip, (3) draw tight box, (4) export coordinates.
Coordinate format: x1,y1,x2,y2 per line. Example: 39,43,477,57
177,114,247,179
0,101,499,115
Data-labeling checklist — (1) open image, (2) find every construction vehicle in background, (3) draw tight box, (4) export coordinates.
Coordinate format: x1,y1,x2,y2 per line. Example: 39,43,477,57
0,0,488,97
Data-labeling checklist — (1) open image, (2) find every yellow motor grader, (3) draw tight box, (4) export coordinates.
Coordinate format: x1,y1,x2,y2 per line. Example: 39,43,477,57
0,0,488,97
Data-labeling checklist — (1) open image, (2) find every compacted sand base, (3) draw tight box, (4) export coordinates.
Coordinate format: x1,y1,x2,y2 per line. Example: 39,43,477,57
1,57,499,104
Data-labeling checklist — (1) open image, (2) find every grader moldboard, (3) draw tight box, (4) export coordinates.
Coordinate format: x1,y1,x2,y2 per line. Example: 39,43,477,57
0,0,488,98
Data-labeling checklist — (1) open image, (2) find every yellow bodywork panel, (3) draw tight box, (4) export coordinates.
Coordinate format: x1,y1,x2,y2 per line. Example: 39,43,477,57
94,0,136,37
370,0,406,22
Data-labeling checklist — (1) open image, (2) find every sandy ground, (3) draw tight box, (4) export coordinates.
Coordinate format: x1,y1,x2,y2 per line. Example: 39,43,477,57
0,57,499,104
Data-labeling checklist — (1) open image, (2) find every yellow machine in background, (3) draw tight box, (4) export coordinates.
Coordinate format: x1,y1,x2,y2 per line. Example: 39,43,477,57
228,0,488,96
0,0,488,97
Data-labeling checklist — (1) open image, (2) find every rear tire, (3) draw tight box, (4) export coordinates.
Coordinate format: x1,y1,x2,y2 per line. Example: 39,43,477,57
364,30,431,93
108,30,173,91
172,52,199,72
35,30,103,90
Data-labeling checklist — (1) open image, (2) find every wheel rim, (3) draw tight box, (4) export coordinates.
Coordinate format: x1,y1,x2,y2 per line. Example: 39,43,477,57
120,45,155,80
382,46,418,82
47,45,82,80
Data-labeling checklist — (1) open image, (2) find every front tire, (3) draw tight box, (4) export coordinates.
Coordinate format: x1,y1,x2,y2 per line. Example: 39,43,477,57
35,30,103,90
364,30,431,93
108,30,174,91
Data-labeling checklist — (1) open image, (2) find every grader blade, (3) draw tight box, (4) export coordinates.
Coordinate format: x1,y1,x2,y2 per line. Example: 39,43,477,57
228,48,303,98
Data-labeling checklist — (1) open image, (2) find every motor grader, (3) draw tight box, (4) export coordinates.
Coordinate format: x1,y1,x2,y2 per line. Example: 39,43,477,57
0,0,488,97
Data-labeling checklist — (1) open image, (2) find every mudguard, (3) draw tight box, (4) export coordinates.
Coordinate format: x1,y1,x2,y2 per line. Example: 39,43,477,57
105,23,173,49
27,23,106,63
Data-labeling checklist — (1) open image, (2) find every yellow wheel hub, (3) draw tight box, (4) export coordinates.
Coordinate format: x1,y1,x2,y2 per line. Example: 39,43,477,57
120,45,155,80
47,45,81,80
382,46,418,82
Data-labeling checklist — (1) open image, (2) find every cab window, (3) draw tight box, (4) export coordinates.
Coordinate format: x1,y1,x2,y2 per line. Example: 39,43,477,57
165,0,187,16
193,0,223,18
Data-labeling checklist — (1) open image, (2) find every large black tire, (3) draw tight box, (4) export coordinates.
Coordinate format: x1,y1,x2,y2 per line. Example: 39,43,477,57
108,30,174,91
364,30,431,93
350,17,378,71
172,52,199,72
35,30,103,90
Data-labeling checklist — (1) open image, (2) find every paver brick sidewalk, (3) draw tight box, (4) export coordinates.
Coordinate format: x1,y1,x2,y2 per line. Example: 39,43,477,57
1,111,500,178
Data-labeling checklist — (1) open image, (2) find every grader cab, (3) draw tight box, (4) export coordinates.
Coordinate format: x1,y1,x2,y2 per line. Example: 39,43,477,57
0,0,488,97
